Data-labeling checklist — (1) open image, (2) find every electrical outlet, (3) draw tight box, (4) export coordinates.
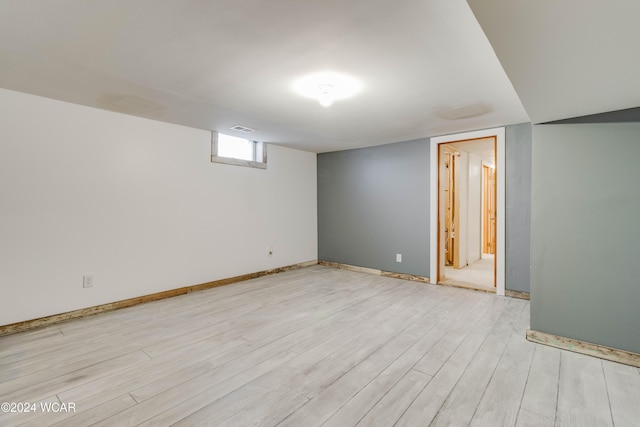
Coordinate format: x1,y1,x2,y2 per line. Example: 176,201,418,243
83,275,93,288
268,246,274,256
396,254,402,262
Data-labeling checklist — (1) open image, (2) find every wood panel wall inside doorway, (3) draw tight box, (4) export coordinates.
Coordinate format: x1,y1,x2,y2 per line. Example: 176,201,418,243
483,165,496,255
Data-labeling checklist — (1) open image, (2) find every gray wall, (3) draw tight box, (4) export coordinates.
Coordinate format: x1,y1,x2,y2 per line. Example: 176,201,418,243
318,128,534,285
531,123,640,354
505,123,532,293
317,139,430,277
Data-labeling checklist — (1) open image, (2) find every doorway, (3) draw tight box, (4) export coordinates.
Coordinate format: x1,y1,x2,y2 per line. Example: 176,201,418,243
437,138,496,291
430,127,505,295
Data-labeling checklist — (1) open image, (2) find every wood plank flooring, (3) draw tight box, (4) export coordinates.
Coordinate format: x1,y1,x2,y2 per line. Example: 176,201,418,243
1,265,638,426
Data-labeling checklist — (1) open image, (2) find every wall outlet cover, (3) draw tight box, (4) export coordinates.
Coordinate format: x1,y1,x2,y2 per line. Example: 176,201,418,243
83,275,93,288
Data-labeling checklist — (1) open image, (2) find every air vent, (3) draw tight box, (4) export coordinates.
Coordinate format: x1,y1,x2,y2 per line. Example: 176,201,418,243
229,125,256,133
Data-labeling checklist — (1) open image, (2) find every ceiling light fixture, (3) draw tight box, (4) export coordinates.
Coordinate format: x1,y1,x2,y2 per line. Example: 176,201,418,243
293,71,362,107
318,84,334,107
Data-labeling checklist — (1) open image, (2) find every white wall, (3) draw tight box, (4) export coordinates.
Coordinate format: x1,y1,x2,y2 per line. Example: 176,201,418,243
455,151,469,268
467,153,482,263
0,89,318,326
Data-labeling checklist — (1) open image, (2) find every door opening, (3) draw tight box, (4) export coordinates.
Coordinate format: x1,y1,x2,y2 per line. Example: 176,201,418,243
437,138,495,290
431,128,504,294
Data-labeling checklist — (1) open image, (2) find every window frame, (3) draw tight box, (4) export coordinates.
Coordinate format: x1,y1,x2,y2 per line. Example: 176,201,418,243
211,131,267,169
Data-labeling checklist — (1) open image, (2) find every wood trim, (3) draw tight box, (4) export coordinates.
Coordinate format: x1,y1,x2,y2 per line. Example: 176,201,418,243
505,289,530,300
0,260,318,337
319,260,429,283
526,329,640,368
452,150,459,269
318,261,381,275
381,271,429,283
438,279,496,294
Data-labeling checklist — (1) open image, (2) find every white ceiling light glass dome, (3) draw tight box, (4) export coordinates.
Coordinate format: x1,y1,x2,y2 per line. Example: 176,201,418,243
293,71,362,107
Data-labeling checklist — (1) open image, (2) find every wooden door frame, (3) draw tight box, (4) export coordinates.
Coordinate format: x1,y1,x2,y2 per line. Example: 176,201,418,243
482,163,496,256
438,145,457,271
430,127,505,296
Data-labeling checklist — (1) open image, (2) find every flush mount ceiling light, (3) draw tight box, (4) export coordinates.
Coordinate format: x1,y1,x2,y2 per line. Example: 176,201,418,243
318,84,334,107
293,71,362,107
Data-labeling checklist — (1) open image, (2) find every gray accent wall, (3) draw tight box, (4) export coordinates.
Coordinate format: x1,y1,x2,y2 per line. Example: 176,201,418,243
318,139,430,277
531,123,640,354
542,105,640,124
318,128,534,286
505,123,532,293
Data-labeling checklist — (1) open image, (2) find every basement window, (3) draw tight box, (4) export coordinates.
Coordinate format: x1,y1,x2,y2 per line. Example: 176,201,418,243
211,132,267,169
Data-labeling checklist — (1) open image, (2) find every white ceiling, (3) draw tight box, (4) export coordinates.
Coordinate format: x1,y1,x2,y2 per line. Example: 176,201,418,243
467,0,640,124
0,0,530,153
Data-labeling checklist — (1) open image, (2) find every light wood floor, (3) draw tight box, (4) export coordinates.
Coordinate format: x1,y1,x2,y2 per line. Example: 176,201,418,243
1,265,639,426
443,254,494,292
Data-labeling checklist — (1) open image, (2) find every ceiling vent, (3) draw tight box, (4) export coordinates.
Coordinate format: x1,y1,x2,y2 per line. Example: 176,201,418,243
229,125,256,133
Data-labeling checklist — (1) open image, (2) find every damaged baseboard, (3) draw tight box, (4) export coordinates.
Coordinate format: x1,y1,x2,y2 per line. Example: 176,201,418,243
0,260,318,337
526,329,640,368
318,260,429,283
